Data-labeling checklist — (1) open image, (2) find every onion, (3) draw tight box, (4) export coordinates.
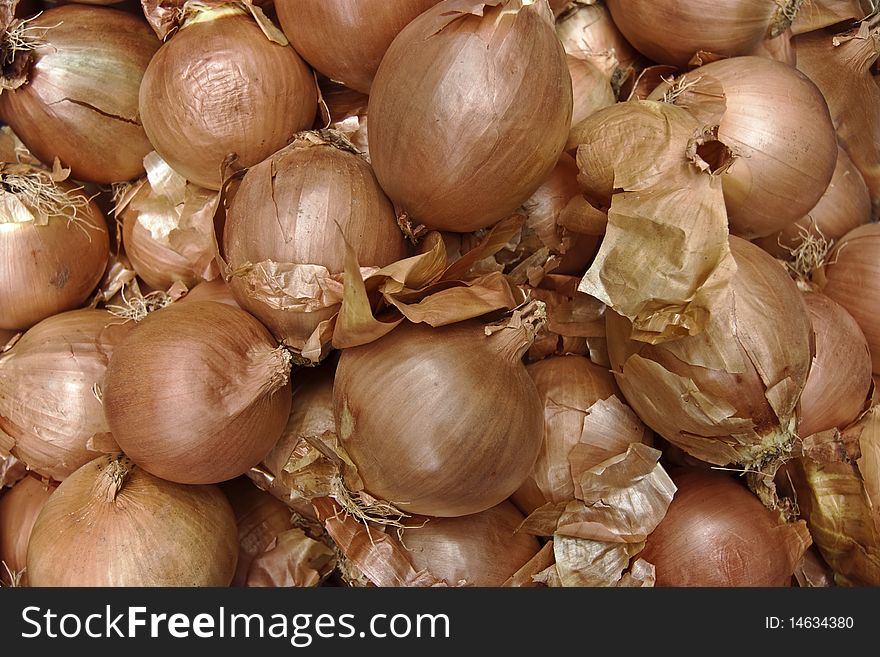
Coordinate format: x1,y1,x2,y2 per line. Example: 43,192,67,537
605,0,798,68
368,0,572,232
319,79,370,158
641,469,811,586
275,0,442,95
512,354,651,515
0,5,159,183
556,1,640,72
179,278,240,307
27,455,238,586
818,224,880,374
0,475,55,586
103,301,293,484
334,312,545,517
797,292,872,439
223,132,409,355
0,309,132,481
0,163,110,330
138,4,317,189
567,54,616,131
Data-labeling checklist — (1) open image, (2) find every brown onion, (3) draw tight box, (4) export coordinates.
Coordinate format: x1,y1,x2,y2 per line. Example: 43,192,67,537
0,475,55,586
276,0,442,94
797,292,872,439
0,164,109,330
139,4,317,189
103,301,292,484
0,309,132,481
368,0,572,232
641,469,811,586
567,54,616,131
556,1,640,72
179,278,240,307
27,455,238,586
334,314,545,517
0,5,159,183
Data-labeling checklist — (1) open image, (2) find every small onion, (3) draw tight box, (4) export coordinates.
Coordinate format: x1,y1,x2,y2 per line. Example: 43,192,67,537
368,0,572,232
103,301,293,484
641,469,811,587
0,475,55,586
0,5,159,183
27,455,238,586
138,4,317,189
334,317,544,517
0,309,132,481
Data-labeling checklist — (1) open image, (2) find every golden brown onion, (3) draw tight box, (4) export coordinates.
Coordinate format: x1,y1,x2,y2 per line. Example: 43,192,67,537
27,455,238,586
368,0,572,232
641,469,811,587
138,5,317,189
567,54,616,131
103,301,293,484
0,475,55,586
556,1,640,71
0,5,159,183
0,309,132,481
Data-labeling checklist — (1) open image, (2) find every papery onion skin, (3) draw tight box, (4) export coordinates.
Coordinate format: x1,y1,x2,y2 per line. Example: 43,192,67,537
556,1,640,71
334,320,544,517
401,501,541,586
27,455,238,586
103,301,292,484
641,469,810,586
567,54,616,130
138,7,317,190
368,0,572,232
179,278,240,307
275,0,442,95
0,309,132,481
0,475,55,585
0,6,159,183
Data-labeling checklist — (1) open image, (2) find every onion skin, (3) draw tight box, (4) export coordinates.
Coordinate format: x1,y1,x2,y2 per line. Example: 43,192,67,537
276,0,442,94
103,301,292,485
0,309,133,481
567,54,616,131
368,0,572,232
0,475,55,586
27,455,238,586
334,320,544,517
179,278,240,307
0,6,159,183
641,469,810,587
138,8,317,189
556,1,641,71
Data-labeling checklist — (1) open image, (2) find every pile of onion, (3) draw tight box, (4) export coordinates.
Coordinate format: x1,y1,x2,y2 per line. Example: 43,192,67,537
27,455,238,586
0,475,56,586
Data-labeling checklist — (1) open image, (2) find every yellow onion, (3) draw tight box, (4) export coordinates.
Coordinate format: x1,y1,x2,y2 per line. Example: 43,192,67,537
607,236,813,477
334,315,545,517
27,455,238,586
103,301,293,484
641,469,811,586
818,224,880,374
567,54,616,132
754,146,871,262
138,4,317,189
797,293,872,439
368,0,572,232
275,0,442,94
179,278,240,307
0,163,109,330
0,475,55,586
605,0,798,68
319,79,370,158
556,1,640,72
0,5,159,183
512,354,652,515
223,132,409,355
0,309,132,481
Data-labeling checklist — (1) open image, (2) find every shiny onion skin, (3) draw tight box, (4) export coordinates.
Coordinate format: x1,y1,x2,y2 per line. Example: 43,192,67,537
641,469,810,587
368,0,572,232
275,0,442,94
0,475,55,586
0,6,159,183
334,320,544,517
138,6,317,189
26,455,238,586
0,309,133,481
103,301,292,484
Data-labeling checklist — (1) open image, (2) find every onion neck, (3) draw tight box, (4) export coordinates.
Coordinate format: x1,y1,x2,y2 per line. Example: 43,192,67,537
769,0,804,39
94,455,134,503
484,300,548,363
180,3,247,31
1,14,44,91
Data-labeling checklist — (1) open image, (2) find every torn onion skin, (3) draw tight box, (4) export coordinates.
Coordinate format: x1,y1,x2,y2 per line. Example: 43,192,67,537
0,475,56,586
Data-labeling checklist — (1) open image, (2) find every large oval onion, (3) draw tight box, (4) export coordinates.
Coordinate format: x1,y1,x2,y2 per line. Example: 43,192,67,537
0,164,110,330
275,0,442,94
368,0,572,232
334,318,544,517
0,309,132,481
0,475,55,586
641,469,811,586
138,5,317,189
0,5,159,183
27,455,238,586
103,301,293,484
